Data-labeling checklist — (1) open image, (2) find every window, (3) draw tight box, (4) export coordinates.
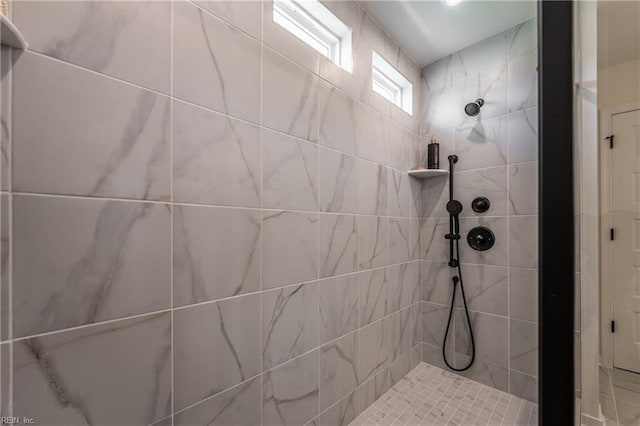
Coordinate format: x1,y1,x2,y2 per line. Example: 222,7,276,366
273,0,352,72
372,52,413,115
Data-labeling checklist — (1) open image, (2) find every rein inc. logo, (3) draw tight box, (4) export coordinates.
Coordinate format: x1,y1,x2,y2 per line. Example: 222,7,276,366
1,417,35,424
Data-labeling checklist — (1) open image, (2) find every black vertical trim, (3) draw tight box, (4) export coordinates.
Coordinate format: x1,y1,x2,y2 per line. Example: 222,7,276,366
538,1,574,424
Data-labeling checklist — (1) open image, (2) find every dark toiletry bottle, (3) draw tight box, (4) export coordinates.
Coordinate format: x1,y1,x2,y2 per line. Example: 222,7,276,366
427,138,440,169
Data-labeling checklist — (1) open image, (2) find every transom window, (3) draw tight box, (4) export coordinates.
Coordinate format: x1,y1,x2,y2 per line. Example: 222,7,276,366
372,51,413,115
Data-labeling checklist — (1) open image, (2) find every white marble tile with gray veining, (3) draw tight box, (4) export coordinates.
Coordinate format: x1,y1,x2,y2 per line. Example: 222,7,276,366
0,195,8,341
388,169,411,218
262,211,318,289
320,332,359,411
454,354,510,393
13,1,171,93
510,319,538,376
454,166,508,217
358,318,389,383
410,303,422,349
509,216,538,268
420,87,454,136
387,263,412,313
455,309,508,368
410,219,421,261
388,122,413,172
357,103,387,166
173,294,261,411
194,0,262,40
358,161,387,215
389,352,411,387
458,216,508,266
510,370,538,403
319,148,358,214
1,46,10,192
312,388,358,426
420,218,449,262
390,309,411,362
263,350,319,426
173,100,261,207
456,264,508,316
454,115,508,172
319,80,357,156
263,129,318,211
510,268,538,322
421,302,450,348
421,55,454,93
509,162,538,216
389,218,411,265
452,31,507,81
508,18,537,61
421,261,453,306
13,52,170,201
173,205,261,307
454,64,507,126
409,261,421,304
358,216,388,270
173,1,261,124
508,107,538,164
319,274,358,345
262,282,318,371
509,54,538,113
13,195,170,338
14,313,171,425
359,269,388,327
174,377,261,426
319,214,358,279
420,173,449,219
263,47,319,142
355,366,390,419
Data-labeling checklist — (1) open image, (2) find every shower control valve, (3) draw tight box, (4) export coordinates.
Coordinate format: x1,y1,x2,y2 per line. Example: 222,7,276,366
471,197,491,213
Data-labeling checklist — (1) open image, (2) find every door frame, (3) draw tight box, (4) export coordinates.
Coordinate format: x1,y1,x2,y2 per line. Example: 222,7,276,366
599,101,640,369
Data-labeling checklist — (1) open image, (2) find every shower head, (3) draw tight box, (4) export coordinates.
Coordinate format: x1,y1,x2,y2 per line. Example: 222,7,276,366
464,98,484,117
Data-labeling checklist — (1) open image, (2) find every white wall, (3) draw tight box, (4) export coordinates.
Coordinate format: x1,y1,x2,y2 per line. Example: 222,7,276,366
599,58,640,109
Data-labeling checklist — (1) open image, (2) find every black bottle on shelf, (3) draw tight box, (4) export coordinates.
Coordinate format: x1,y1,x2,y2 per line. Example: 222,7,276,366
427,138,440,169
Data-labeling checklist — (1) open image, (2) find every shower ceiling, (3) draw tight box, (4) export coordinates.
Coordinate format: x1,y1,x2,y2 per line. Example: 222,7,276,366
360,0,536,66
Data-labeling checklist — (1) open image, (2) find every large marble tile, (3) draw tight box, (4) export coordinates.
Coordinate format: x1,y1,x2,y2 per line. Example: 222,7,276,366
319,274,359,345
458,216,509,266
388,169,411,218
359,269,388,327
174,377,261,426
421,87,454,136
263,350,319,426
454,354,510,393
510,370,538,403
262,282,318,371
173,294,261,411
420,172,449,219
262,130,318,211
13,1,171,93
455,309,508,368
319,214,358,278
173,100,261,207
262,211,318,289
454,64,508,126
410,219,421,261
508,54,538,113
509,268,538,322
1,46,11,192
509,216,538,268
358,161,387,216
389,351,411,387
312,387,358,426
173,205,261,307
318,80,357,156
509,162,538,216
194,0,262,40
263,47,319,142
13,195,170,337
420,218,450,262
453,166,508,217
358,216,388,270
508,108,538,164
390,309,411,362
421,55,454,93
356,366,390,417
0,195,8,341
1,342,8,415
510,319,538,376
357,318,389,383
14,313,171,425
457,264,509,317
173,1,261,124
421,261,453,306
387,263,412,313
318,148,358,214
452,31,507,81
508,18,537,61
320,332,359,411
13,52,170,201
454,115,508,172
389,218,411,265
388,122,413,173
357,103,387,166
421,302,450,348
262,0,320,74
409,261,422,304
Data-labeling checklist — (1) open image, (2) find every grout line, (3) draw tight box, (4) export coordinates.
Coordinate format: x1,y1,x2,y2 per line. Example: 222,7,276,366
169,0,175,424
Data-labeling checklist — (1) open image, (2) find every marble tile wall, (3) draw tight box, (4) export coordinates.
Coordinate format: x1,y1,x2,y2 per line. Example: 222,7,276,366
417,18,539,403
0,1,422,424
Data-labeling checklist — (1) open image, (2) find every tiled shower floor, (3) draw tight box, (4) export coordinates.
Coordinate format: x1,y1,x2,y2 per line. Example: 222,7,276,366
350,363,538,426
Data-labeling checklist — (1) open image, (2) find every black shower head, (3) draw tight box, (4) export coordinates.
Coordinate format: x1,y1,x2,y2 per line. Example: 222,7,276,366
464,98,484,117
446,200,463,216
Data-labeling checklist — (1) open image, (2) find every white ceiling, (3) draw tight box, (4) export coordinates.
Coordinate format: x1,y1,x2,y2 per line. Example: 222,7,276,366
360,0,537,66
597,0,640,69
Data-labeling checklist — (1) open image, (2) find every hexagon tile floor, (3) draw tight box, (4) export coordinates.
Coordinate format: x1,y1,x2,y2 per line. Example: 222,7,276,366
350,363,538,426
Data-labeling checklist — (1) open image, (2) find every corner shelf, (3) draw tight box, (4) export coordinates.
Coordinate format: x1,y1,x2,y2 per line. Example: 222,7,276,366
1,14,26,49
407,168,449,179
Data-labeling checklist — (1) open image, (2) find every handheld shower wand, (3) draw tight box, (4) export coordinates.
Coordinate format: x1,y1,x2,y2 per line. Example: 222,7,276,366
442,155,476,372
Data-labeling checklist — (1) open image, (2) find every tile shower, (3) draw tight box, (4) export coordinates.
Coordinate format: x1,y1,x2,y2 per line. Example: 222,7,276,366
0,1,538,425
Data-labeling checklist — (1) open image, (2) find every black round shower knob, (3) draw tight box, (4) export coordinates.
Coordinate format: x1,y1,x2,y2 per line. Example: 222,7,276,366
471,197,491,213
467,226,495,251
